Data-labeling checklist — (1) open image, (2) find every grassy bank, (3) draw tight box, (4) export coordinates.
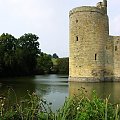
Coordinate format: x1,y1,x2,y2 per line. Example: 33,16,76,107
0,89,120,120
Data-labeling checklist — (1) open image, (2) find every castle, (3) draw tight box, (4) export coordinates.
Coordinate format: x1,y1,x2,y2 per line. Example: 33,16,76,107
69,0,120,82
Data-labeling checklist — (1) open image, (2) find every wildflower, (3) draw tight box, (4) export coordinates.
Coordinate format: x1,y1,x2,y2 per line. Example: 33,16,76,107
117,104,119,108
77,107,80,110
0,97,3,99
1,104,4,107
32,92,36,96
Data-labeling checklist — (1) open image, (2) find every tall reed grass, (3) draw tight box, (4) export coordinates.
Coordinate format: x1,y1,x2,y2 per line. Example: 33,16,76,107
0,88,120,120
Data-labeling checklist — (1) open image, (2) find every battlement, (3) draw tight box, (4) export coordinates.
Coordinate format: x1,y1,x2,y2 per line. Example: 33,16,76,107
69,6,105,17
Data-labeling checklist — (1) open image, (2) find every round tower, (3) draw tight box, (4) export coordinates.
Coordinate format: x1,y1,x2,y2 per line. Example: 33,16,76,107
69,6,109,82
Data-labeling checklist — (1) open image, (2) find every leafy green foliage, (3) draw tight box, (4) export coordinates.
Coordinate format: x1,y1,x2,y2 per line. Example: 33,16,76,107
1,90,120,120
52,53,59,59
0,33,40,76
0,32,69,76
57,57,69,74
36,52,53,74
57,90,119,120
0,33,17,75
0,90,54,120
0,33,69,76
16,33,40,75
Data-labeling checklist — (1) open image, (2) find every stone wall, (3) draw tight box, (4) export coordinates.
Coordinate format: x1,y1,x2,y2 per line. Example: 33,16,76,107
69,6,109,82
105,36,114,78
113,36,120,80
69,1,120,82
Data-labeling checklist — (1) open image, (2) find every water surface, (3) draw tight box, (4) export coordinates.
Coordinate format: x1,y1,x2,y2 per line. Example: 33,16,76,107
69,82,120,103
0,75,120,111
0,74,68,111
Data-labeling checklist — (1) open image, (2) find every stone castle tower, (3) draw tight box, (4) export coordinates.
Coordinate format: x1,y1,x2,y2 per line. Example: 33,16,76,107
69,0,120,82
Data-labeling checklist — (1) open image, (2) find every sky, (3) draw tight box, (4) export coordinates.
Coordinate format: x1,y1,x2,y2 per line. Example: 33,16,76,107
0,0,120,57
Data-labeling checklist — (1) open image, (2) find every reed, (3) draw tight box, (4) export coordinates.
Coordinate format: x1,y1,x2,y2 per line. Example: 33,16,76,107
0,88,120,120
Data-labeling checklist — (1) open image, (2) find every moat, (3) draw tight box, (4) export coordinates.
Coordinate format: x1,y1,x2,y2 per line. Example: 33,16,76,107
0,74,120,111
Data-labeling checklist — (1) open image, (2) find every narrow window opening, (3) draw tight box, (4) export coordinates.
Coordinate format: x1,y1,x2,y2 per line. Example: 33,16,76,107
76,36,78,41
95,54,97,60
106,46,107,50
115,46,117,51
76,19,78,23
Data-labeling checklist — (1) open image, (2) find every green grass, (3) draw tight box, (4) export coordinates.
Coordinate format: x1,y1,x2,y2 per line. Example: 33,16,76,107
0,88,120,120
57,90,120,120
52,58,58,66
0,89,55,120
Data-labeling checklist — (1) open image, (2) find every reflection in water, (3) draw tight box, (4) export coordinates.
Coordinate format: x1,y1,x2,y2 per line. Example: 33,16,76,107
1,75,120,111
34,75,68,111
69,82,120,103
0,76,36,103
0,74,69,111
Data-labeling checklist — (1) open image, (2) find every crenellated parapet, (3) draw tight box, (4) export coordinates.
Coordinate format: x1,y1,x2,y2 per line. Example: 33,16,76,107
96,0,107,14
69,6,105,17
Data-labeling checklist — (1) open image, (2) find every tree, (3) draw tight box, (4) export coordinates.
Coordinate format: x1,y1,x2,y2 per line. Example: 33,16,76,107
0,33,41,76
0,33,17,76
17,33,40,74
57,57,69,74
53,53,59,58
36,52,53,74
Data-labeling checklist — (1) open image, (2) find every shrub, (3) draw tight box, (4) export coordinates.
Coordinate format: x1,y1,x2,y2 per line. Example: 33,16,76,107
0,90,54,120
56,90,120,120
0,89,120,120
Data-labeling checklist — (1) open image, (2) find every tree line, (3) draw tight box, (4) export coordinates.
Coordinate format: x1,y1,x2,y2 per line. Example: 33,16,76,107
0,33,69,77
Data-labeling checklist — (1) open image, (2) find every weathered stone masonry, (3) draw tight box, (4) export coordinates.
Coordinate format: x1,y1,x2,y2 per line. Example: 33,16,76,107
69,0,120,82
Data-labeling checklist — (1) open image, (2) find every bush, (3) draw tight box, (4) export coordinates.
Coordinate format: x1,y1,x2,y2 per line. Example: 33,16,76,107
56,89,120,120
0,90,54,120
0,89,120,120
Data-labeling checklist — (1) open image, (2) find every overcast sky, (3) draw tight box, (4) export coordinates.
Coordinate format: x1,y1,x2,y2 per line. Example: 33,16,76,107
0,0,120,57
